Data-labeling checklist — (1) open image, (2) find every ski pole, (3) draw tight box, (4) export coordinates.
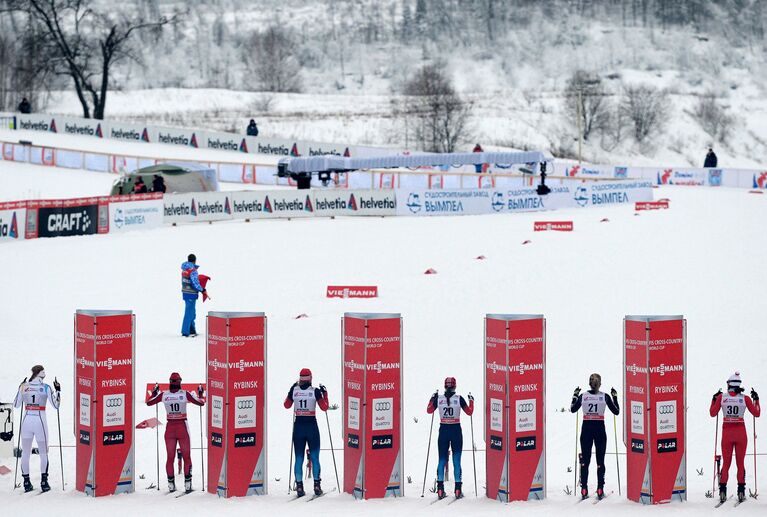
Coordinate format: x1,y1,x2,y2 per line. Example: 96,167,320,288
469,393,477,497
288,416,295,494
155,404,160,490
324,410,340,492
55,382,64,491
613,412,621,495
13,377,26,490
574,411,579,495
754,413,758,498
713,413,719,495
199,400,205,491
420,409,435,497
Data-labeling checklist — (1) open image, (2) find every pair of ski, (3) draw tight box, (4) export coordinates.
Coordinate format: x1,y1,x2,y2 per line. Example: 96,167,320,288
715,495,749,508
288,486,336,502
577,492,610,504
430,494,463,505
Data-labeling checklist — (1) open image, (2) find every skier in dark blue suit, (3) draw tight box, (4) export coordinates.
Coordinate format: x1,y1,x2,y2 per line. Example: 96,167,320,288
181,253,205,336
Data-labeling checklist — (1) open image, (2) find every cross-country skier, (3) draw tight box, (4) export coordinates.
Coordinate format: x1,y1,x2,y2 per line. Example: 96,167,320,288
13,365,60,492
426,377,474,499
570,373,619,500
284,368,329,497
146,373,205,493
710,372,760,503
181,253,207,337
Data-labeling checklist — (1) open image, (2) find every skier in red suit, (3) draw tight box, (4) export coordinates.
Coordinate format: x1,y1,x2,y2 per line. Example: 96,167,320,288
147,372,205,493
710,372,760,503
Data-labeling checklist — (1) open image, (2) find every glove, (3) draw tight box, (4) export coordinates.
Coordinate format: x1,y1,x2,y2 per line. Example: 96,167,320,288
713,389,722,401
53,377,61,392
151,383,160,397
197,385,205,398
610,387,617,399
573,387,581,399
467,393,474,402
319,384,327,394
751,388,759,402
431,390,439,401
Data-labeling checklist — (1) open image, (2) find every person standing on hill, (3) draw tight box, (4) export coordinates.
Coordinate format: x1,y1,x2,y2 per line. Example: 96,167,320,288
710,372,760,503
704,147,718,168
570,373,619,500
181,254,207,337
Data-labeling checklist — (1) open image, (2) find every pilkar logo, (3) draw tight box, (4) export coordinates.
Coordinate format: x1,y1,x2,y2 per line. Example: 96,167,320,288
103,431,125,445
371,434,393,449
211,432,223,447
347,433,359,449
491,191,504,212
658,169,673,185
574,186,589,207
753,172,767,189
0,212,19,238
490,435,503,450
234,432,256,448
406,193,422,213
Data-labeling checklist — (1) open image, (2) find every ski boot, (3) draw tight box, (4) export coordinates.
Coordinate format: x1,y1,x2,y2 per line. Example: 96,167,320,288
168,476,176,493
737,483,746,503
719,483,727,504
23,474,34,493
295,481,305,497
454,481,464,499
580,486,589,500
314,479,323,496
596,487,605,500
40,473,50,493
184,474,193,493
436,480,446,499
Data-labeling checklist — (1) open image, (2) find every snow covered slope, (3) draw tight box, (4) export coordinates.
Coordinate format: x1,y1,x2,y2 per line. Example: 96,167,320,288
0,162,765,515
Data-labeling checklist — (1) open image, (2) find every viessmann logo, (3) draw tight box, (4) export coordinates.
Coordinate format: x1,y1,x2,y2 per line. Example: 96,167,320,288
626,363,648,376
97,358,132,370
649,364,683,376
509,362,543,375
366,361,399,373
207,359,264,371
77,357,96,368
486,361,508,373
344,360,365,373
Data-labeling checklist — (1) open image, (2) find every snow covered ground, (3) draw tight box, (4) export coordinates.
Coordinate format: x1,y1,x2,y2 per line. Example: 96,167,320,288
1,161,766,515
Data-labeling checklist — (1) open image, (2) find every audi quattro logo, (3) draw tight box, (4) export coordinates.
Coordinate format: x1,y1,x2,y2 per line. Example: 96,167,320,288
491,400,503,412
517,403,534,412
632,405,643,415
213,399,223,409
237,400,255,409
658,404,675,414
375,401,392,411
105,397,123,407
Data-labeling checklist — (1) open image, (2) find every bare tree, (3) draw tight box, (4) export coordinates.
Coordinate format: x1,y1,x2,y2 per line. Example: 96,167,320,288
621,84,671,143
691,91,734,143
564,70,610,141
399,62,471,153
243,26,302,93
9,0,176,119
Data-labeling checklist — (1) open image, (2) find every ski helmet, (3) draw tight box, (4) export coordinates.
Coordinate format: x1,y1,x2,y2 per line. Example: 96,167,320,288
299,368,312,383
444,377,457,390
30,365,45,381
727,372,742,389
589,373,602,390
169,372,182,389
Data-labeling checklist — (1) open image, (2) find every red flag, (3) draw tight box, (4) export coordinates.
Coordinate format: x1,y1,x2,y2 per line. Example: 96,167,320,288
199,274,211,302
136,418,162,429
0,465,12,475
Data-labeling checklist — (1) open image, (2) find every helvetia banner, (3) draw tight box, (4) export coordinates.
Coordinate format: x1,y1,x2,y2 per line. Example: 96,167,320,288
342,313,403,499
206,312,267,497
485,314,546,502
624,315,686,504
0,201,26,242
74,309,135,497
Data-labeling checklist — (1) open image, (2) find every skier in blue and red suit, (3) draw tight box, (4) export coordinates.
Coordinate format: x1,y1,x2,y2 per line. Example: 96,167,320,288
181,253,206,337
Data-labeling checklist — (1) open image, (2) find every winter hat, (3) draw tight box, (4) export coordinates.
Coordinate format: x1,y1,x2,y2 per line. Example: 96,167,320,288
444,377,457,390
30,365,45,381
727,372,742,388
188,253,196,263
169,372,182,386
299,368,312,383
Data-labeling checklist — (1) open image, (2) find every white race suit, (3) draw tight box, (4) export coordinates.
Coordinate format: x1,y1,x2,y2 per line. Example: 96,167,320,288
14,378,60,476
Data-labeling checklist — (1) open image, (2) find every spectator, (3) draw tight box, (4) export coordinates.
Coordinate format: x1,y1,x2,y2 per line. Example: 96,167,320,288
181,254,207,337
18,97,32,114
704,147,718,168
473,143,486,173
152,174,167,193
134,177,148,194
246,119,259,137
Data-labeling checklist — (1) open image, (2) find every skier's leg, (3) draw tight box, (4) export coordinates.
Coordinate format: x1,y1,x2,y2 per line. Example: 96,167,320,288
452,426,463,483
293,426,307,482
37,417,49,477
180,421,193,477
307,422,321,480
182,299,194,335
734,426,747,485
436,428,449,482
579,428,592,488
595,427,607,488
20,414,34,476
164,426,177,478
720,432,735,485
189,300,197,335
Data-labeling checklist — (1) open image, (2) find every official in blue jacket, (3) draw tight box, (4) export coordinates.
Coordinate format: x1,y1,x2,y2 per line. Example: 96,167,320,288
181,253,205,337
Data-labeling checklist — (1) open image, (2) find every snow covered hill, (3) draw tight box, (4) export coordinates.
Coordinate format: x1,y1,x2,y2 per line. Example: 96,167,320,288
1,160,765,515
